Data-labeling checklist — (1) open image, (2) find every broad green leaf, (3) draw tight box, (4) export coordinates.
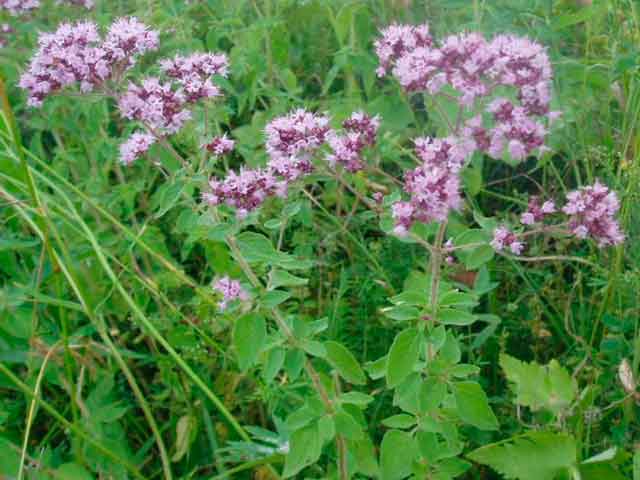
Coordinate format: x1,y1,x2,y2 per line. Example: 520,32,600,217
453,382,498,431
261,290,291,308
438,308,477,326
283,422,322,478
234,314,267,371
324,341,366,385
386,328,420,387
364,355,387,380
381,305,422,322
500,354,577,414
468,432,577,480
381,414,416,429
262,347,285,383
334,408,364,440
419,378,447,412
349,436,379,477
380,430,418,480
339,391,375,406
269,270,308,289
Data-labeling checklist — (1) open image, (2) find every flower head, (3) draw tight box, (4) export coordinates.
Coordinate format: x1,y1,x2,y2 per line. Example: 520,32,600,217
326,111,380,172
119,132,156,165
374,23,432,77
562,181,624,247
1,0,40,15
160,52,229,103
491,226,524,255
213,276,249,311
118,77,191,134
203,134,235,157
520,197,555,225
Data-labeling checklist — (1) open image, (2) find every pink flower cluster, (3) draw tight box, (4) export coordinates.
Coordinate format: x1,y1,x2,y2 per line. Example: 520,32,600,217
56,0,94,8
118,78,191,134
374,23,432,77
204,168,287,219
1,0,39,15
207,109,382,217
19,18,159,107
562,181,624,247
520,197,556,225
160,52,229,103
392,136,474,236
326,111,380,172
118,51,230,164
491,226,525,255
376,23,558,161
119,132,156,166
265,109,331,180
203,134,235,157
213,276,249,311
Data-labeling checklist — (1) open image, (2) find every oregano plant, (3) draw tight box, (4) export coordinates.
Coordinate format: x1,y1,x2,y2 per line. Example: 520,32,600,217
2,3,634,480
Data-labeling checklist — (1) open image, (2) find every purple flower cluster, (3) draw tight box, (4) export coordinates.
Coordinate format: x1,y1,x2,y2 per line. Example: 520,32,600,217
212,276,249,311
118,52,230,164
491,226,525,255
56,0,93,8
374,23,432,77
204,168,287,219
1,0,39,15
392,136,474,235
119,132,156,166
118,78,191,134
265,109,331,180
19,18,159,107
375,23,558,161
520,197,556,225
160,52,229,103
326,111,380,172
562,181,624,247
207,109,381,217
203,134,235,157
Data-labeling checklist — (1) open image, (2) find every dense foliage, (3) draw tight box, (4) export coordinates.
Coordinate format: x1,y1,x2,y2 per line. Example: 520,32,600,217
1,1,639,479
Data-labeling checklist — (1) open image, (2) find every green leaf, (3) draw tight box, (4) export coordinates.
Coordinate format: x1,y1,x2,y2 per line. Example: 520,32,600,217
438,308,477,326
339,391,375,407
261,290,291,308
386,328,420,387
233,314,267,371
269,270,308,289
283,422,322,478
468,432,577,480
324,341,366,385
453,381,498,431
334,408,364,440
419,378,447,413
380,430,419,480
237,232,277,263
369,94,414,132
381,414,416,429
381,305,421,322
349,436,379,477
500,354,577,414
262,346,285,383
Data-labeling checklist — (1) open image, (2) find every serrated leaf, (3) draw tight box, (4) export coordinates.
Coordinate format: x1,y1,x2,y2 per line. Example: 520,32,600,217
324,341,366,385
500,354,576,414
386,328,420,387
453,381,498,431
468,432,577,480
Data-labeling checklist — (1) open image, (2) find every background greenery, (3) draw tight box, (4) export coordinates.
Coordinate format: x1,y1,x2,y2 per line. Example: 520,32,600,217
0,0,638,478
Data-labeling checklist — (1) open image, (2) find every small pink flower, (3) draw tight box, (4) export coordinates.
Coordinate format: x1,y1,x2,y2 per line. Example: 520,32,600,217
203,134,235,157
213,276,249,311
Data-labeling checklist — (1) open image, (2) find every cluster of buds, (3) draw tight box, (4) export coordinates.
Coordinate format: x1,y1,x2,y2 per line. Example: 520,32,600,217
562,181,624,247
206,109,382,217
392,136,474,235
212,276,249,311
203,134,235,157
491,226,525,255
326,111,380,172
1,0,40,15
160,52,229,103
375,23,558,162
521,197,556,225
118,51,230,165
19,18,159,107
